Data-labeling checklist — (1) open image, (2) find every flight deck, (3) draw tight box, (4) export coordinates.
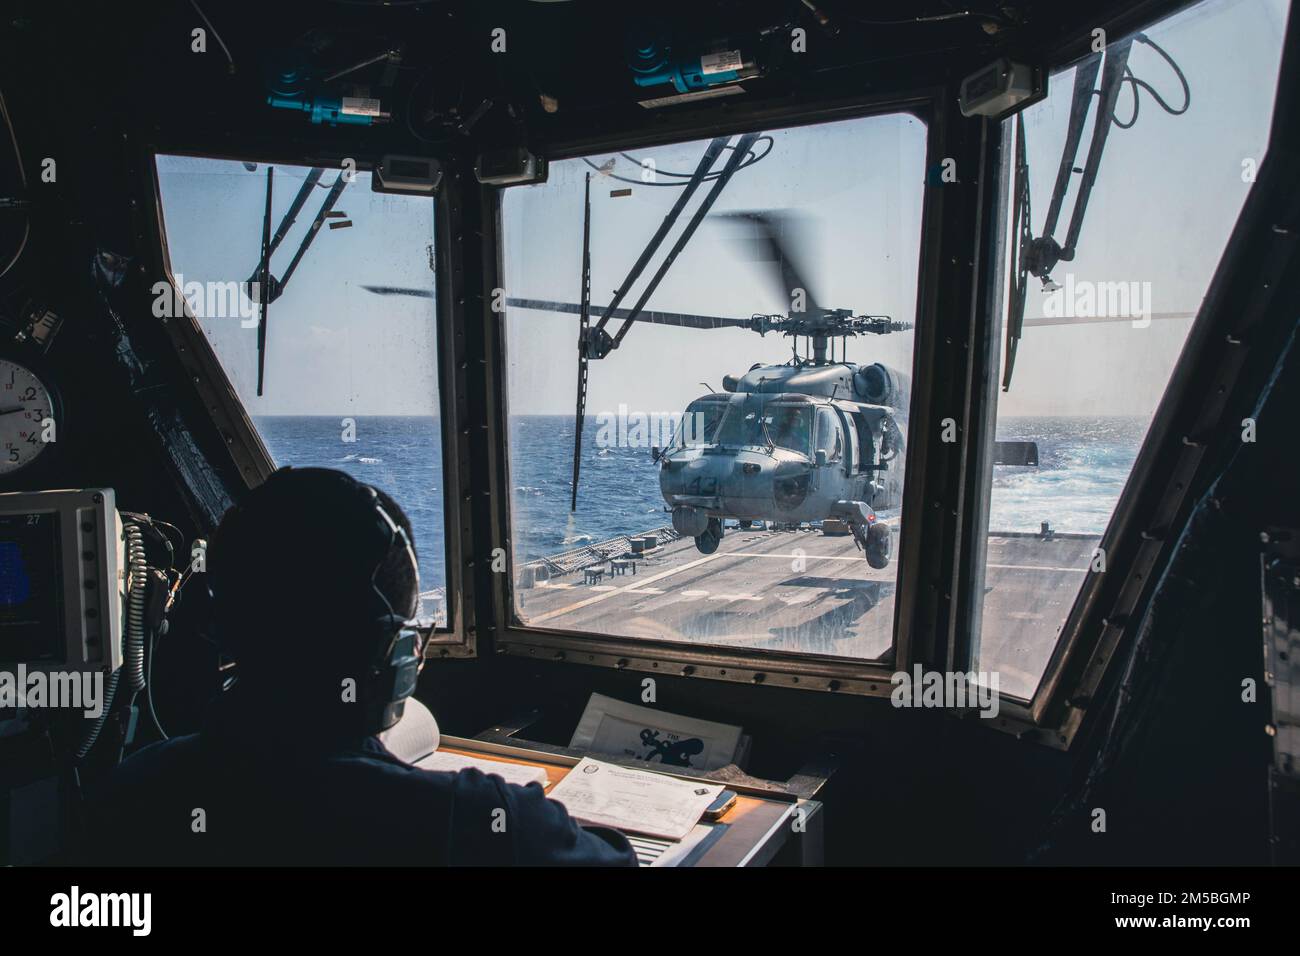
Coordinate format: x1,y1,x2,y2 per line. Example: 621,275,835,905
517,524,1100,693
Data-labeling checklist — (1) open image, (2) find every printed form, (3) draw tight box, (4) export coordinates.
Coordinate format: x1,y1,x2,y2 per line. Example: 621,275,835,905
548,757,724,841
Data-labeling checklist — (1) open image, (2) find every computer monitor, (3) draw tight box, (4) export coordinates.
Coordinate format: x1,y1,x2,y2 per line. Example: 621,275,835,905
0,489,124,673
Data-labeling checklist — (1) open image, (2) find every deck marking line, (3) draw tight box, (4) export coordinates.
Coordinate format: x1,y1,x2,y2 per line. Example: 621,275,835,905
727,550,1090,573
528,553,727,624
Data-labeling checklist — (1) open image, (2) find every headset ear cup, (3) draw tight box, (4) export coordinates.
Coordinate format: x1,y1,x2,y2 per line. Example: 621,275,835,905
363,622,422,733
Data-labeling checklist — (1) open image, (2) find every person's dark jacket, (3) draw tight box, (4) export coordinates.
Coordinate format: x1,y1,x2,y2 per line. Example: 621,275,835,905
85,687,637,867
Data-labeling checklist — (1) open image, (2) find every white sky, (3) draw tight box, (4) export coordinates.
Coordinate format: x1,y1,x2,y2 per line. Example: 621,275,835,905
156,161,440,416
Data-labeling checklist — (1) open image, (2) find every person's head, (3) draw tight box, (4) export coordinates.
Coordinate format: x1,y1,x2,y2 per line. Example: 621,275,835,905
207,467,422,724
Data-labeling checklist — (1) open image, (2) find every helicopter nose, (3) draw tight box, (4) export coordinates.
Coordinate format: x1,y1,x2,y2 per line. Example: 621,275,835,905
724,451,810,512
661,449,813,519
660,454,730,500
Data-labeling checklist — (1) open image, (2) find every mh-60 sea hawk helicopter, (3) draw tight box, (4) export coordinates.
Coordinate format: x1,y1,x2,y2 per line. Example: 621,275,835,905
653,297,909,569
512,194,913,570
636,208,910,569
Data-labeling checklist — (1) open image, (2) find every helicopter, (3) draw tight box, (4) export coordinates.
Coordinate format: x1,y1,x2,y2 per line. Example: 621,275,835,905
652,209,910,568
651,338,907,568
507,207,912,569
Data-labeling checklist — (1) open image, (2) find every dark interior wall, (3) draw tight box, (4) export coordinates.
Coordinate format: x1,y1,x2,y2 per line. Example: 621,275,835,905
0,0,1290,866
0,11,243,743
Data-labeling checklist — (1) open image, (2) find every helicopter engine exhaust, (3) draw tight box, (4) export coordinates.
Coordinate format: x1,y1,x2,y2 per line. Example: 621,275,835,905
854,363,909,408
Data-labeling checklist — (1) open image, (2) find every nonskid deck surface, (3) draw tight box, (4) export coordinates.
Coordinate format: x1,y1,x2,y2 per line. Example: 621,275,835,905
517,525,1100,690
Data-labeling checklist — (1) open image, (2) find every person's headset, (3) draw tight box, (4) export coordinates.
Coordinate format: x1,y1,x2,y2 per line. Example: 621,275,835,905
207,468,424,735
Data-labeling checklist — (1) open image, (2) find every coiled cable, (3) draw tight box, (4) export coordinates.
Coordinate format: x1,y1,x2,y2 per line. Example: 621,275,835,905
123,522,148,693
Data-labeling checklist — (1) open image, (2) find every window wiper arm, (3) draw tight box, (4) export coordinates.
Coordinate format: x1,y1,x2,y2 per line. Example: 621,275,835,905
1027,39,1133,287
759,415,777,454
272,172,349,302
246,167,324,293
1003,39,1134,391
250,169,350,395
255,166,273,397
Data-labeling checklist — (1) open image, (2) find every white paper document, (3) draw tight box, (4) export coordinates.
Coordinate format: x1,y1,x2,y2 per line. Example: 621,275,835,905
547,757,723,841
415,751,550,789
570,693,743,772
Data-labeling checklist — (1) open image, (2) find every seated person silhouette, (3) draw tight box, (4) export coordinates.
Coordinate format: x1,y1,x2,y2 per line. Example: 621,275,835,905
87,467,636,866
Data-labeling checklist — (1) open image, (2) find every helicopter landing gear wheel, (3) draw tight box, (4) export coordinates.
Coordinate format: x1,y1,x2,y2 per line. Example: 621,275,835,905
695,518,723,555
864,522,891,570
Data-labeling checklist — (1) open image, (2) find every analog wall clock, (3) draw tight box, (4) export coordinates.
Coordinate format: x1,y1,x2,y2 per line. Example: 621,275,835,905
0,357,58,475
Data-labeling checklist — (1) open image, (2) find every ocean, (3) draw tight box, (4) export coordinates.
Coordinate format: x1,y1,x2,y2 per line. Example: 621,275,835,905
255,414,1150,622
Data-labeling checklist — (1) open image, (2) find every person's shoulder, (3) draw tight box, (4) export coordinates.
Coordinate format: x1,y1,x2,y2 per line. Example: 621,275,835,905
359,755,539,802
330,746,524,800
82,734,207,865
101,734,203,789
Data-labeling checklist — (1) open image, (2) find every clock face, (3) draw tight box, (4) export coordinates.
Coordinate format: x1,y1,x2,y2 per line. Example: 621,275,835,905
0,359,55,475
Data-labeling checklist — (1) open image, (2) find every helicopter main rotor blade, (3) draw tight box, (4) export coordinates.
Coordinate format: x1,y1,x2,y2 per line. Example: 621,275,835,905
364,285,1191,331
716,211,822,317
361,284,433,298
360,287,750,331
506,297,750,331
1021,311,1195,328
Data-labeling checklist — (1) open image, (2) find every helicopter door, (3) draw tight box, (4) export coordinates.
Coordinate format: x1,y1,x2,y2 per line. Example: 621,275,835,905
834,407,859,476
850,410,876,472
815,407,850,474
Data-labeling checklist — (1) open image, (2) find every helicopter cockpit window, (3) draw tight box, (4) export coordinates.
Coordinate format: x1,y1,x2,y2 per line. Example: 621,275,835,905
971,0,1288,699
673,398,727,448
153,155,449,628
504,112,925,660
713,399,814,455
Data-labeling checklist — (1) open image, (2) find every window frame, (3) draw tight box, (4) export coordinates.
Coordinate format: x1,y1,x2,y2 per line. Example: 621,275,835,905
956,0,1300,748
142,145,473,656
487,88,975,698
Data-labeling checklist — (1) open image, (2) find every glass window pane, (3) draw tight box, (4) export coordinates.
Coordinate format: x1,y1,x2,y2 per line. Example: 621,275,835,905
503,113,926,659
974,0,1289,698
154,156,447,626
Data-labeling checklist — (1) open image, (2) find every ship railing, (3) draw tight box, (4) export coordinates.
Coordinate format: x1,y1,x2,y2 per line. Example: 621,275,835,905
522,525,680,580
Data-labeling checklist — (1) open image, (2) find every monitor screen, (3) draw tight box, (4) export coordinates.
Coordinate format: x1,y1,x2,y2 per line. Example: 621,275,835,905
0,511,64,663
